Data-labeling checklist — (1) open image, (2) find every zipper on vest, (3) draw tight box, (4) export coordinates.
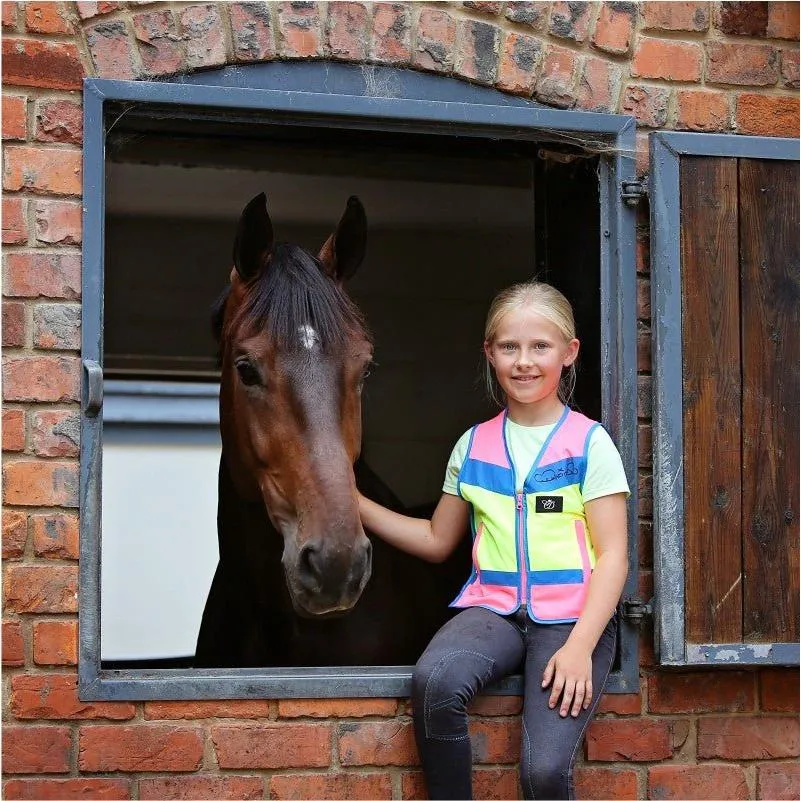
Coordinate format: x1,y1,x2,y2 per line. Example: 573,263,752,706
516,491,527,609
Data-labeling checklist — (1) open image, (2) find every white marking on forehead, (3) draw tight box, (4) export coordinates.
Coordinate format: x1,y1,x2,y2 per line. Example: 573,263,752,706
298,324,320,350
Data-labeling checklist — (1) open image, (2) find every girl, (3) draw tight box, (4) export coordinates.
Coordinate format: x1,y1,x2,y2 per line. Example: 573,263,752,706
359,281,629,800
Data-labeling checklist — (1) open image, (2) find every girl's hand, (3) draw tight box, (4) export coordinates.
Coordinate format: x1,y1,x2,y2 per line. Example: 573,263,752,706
541,642,593,718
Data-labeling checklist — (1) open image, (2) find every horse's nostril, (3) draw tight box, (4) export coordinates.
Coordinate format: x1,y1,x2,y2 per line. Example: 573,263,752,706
298,543,323,589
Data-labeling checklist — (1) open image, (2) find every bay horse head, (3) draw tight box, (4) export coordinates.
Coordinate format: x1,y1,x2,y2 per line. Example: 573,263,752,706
216,193,373,617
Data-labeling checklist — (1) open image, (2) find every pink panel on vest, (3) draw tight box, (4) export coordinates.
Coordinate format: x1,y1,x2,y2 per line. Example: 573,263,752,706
468,413,509,467
530,583,587,620
453,581,518,613
539,411,593,465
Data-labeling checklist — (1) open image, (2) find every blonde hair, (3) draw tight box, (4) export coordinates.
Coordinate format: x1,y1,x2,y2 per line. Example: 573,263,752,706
483,281,578,408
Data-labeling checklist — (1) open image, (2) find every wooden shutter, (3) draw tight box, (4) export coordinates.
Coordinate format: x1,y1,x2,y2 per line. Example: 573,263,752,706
651,132,799,666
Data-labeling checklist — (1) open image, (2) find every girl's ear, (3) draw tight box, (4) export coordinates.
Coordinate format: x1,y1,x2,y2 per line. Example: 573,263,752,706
483,340,494,365
563,338,580,367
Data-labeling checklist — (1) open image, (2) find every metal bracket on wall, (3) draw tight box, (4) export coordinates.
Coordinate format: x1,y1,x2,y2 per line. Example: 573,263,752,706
83,359,104,417
620,597,653,624
621,179,648,206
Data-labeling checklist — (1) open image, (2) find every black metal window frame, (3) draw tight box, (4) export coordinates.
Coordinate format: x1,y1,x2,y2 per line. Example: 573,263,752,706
649,130,800,667
80,62,638,700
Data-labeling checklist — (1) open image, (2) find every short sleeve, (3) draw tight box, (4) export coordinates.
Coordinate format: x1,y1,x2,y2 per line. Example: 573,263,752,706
442,429,473,496
582,425,630,502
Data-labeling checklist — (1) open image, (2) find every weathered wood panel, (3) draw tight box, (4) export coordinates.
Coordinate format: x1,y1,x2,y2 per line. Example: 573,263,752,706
739,158,800,643
680,157,743,643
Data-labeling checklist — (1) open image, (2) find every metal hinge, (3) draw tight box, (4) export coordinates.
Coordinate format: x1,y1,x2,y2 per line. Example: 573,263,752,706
620,597,653,623
621,179,648,206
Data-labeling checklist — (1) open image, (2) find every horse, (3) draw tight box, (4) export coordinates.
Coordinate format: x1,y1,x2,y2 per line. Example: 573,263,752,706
194,192,470,668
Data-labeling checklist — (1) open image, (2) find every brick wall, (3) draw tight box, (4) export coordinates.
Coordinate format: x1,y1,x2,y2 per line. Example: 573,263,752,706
2,2,799,799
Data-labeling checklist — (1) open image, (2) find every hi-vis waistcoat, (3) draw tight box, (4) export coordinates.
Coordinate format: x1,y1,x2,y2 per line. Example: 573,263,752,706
451,407,600,623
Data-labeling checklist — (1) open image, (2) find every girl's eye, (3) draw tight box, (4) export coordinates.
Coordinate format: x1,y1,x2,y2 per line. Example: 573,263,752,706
235,358,262,387
501,343,516,352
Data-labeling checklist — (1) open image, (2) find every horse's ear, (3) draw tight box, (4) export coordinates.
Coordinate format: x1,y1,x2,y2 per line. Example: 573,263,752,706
233,192,274,280
318,196,366,283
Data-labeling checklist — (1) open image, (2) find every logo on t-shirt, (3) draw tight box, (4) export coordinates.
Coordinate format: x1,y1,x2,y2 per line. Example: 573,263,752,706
535,495,563,513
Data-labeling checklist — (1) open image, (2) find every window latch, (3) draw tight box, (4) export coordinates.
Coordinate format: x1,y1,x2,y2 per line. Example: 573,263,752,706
620,597,653,623
621,179,647,207
83,359,103,417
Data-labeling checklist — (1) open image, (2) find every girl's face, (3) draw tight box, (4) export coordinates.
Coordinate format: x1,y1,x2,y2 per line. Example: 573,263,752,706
484,305,579,413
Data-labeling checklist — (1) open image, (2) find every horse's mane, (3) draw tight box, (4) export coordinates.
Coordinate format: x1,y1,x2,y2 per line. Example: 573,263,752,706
213,243,370,353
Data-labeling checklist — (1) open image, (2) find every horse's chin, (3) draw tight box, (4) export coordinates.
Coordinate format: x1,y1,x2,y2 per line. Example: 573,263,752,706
288,593,359,619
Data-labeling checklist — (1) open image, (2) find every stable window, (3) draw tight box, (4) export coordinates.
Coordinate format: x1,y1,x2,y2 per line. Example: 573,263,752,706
650,131,800,666
80,63,639,700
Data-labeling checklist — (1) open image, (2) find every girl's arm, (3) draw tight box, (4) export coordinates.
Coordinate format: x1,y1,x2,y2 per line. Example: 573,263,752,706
358,492,469,563
542,492,628,717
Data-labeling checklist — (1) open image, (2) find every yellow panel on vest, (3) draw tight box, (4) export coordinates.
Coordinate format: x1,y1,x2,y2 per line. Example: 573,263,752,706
460,484,518,573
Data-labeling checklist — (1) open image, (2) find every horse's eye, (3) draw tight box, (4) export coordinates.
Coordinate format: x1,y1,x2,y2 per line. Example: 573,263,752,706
235,358,262,387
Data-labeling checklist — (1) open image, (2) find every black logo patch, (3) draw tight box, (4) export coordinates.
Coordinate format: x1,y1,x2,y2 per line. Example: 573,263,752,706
535,496,563,513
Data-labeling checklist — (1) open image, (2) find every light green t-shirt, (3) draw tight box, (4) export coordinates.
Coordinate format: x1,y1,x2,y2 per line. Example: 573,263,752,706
443,417,630,501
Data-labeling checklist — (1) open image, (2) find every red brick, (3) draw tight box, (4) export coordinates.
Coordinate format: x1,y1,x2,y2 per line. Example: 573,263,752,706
574,767,639,800
707,41,779,87
30,410,80,458
34,100,82,145
180,4,226,69
592,2,636,55
32,512,79,560
3,726,72,774
3,508,28,558
133,10,186,76
781,48,800,88
33,619,78,665
4,146,82,195
3,1,19,29
3,95,27,140
3,620,26,666
638,420,653,468
145,700,273,719
468,718,520,763
338,720,418,766
496,31,541,96
327,2,368,61
86,20,140,80
11,674,135,720
622,84,670,127
638,375,653,420
699,715,799,759
632,38,703,82
639,518,653,566
3,356,80,402
79,726,204,772
76,2,123,20
637,275,651,318
468,695,523,716
212,723,331,769
760,668,800,712
472,768,520,800
3,252,81,299
649,670,755,713
30,303,81,351
504,2,547,31
4,564,78,612
768,2,800,40
1,38,84,90
641,2,710,32
25,3,74,34
462,1,502,13
3,778,130,800
140,776,263,800
278,698,397,718
3,197,28,244
757,762,800,801
596,692,641,715
277,1,323,58
736,93,800,136
577,55,621,113
455,18,500,85
716,2,769,36
549,1,592,42
370,3,411,64
535,44,579,108
650,764,748,800
414,7,456,73
586,717,674,761
676,89,730,131
3,408,26,453
3,301,26,348
34,200,82,245
269,773,392,800
229,3,275,63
